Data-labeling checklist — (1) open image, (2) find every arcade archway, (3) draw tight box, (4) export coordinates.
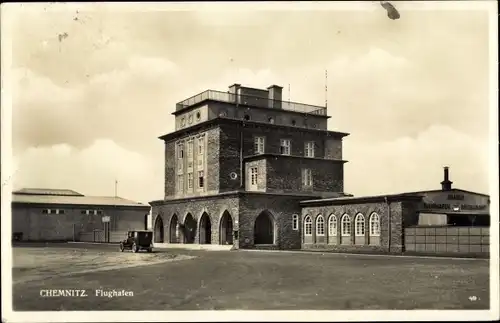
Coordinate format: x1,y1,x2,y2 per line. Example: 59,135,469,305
199,212,212,244
219,211,234,245
154,215,164,243
184,213,197,244
169,214,179,243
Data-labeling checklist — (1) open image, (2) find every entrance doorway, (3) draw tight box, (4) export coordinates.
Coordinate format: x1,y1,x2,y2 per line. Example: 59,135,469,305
154,215,164,243
254,211,274,244
220,211,234,245
199,213,212,244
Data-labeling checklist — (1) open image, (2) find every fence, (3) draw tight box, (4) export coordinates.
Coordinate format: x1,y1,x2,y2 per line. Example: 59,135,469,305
404,226,489,254
77,230,128,243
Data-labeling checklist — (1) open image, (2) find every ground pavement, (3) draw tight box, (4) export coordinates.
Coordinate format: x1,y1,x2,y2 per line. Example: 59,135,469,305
11,243,490,311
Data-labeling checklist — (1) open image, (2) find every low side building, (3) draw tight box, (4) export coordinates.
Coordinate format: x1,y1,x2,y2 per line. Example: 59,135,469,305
300,167,490,256
12,188,151,243
300,193,423,254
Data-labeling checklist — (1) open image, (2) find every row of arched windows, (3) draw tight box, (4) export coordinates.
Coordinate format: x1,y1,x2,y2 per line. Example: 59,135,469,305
304,213,380,237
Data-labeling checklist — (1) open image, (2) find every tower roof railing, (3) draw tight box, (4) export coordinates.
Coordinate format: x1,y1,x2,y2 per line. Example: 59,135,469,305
175,90,327,116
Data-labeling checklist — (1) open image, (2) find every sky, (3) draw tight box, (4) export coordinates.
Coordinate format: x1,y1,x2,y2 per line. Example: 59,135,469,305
4,1,495,204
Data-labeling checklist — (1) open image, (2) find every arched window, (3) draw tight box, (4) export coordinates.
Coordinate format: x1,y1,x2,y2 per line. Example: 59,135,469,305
304,215,312,236
370,213,381,236
328,214,337,236
341,214,351,236
355,213,365,236
316,215,325,236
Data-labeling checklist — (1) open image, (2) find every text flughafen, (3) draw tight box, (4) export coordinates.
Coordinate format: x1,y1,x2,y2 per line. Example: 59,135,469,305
39,289,134,298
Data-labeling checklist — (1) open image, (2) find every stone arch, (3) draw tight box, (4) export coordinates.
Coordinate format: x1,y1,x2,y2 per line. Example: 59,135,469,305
199,212,212,244
183,213,197,244
254,210,275,245
154,214,164,243
219,210,234,245
169,214,179,243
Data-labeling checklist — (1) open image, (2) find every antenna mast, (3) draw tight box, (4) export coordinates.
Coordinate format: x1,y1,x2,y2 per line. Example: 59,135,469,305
114,180,118,197
288,84,291,103
325,69,328,108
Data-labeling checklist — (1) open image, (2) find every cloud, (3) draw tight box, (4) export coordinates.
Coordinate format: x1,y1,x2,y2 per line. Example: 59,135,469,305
12,54,180,154
12,139,163,204
344,124,489,196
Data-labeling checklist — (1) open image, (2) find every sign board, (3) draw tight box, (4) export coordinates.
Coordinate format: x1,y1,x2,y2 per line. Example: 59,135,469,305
415,190,489,215
102,216,110,223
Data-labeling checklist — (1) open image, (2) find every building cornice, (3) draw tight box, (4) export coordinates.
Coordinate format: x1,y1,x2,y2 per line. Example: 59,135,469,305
300,194,423,207
149,190,330,206
158,117,349,142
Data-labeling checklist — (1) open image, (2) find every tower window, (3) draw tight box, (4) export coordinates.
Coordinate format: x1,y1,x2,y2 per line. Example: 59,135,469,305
244,114,250,121
280,139,291,155
254,137,265,154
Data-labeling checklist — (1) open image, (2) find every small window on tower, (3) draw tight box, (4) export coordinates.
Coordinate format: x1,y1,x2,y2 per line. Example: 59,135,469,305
291,119,296,126
198,171,204,188
196,111,201,120
244,114,250,121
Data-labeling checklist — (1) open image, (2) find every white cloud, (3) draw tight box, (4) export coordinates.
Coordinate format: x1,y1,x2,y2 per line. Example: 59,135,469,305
344,124,489,196
12,139,163,204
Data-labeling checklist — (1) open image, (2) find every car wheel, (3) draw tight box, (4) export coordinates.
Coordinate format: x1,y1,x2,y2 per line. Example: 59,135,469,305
132,243,138,253
119,243,124,252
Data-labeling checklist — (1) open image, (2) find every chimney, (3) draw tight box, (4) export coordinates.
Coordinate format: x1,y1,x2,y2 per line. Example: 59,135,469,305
440,166,453,191
267,85,283,109
229,84,241,104
229,83,241,94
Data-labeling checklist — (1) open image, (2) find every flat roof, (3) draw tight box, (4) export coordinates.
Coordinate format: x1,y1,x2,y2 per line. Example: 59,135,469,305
300,192,424,207
13,188,84,196
300,188,490,207
399,188,490,198
12,189,149,209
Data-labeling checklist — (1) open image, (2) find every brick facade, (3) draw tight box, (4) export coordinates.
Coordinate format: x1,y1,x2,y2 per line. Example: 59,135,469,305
299,195,424,254
155,83,348,250
151,192,315,250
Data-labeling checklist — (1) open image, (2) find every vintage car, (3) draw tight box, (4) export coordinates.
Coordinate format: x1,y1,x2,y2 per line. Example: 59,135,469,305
119,230,153,253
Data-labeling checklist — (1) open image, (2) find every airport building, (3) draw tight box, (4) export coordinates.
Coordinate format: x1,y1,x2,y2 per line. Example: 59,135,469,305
149,83,490,256
12,188,151,242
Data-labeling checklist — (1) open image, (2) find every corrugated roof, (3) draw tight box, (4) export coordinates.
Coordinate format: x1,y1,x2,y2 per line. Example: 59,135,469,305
12,193,149,208
13,188,84,196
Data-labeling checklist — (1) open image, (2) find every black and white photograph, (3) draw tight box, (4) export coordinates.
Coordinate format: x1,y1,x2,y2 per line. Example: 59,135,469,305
1,1,498,322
